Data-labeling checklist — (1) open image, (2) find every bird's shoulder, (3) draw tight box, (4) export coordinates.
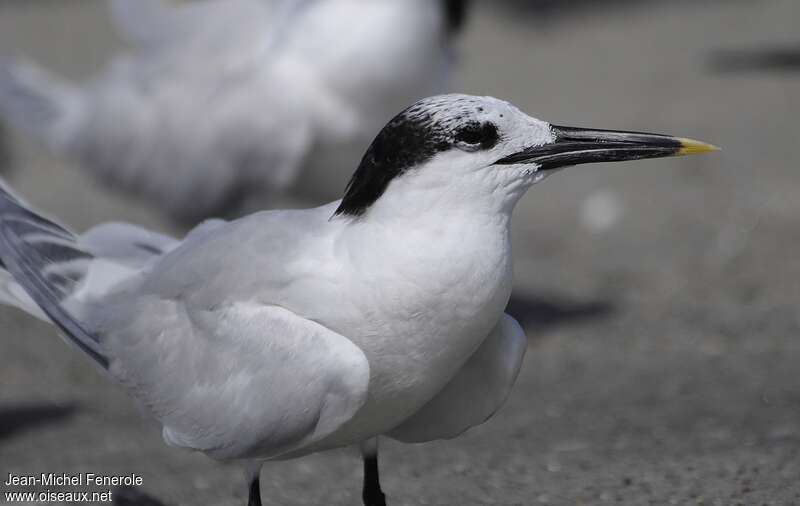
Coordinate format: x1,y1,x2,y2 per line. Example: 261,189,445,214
136,202,341,300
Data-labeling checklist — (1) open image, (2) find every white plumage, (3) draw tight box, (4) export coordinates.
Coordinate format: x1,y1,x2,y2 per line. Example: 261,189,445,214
0,94,534,490
0,94,716,505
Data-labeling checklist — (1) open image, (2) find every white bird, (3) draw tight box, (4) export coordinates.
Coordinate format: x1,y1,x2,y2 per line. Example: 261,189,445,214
0,0,469,224
0,94,718,505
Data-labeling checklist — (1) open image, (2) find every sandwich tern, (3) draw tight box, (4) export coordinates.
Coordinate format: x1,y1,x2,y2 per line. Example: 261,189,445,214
0,0,468,223
0,94,717,505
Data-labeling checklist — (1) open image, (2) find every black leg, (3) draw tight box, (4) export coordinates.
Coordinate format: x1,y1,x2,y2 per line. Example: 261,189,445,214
362,447,387,506
247,475,262,506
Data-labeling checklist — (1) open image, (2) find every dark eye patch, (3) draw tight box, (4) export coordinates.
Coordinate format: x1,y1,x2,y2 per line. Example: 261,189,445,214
454,122,500,150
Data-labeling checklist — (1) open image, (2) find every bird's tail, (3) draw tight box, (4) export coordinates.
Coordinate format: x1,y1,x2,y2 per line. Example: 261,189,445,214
0,181,110,367
0,59,83,150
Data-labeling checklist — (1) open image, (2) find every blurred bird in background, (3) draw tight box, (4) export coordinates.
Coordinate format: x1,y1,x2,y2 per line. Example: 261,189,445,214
0,0,469,224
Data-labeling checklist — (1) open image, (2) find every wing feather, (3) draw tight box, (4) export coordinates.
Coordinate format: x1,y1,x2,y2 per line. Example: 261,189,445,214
98,298,370,460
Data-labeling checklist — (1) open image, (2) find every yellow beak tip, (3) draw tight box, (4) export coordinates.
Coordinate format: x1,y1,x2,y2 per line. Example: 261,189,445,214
677,138,721,156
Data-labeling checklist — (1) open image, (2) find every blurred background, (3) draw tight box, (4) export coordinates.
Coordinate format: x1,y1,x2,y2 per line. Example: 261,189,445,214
0,0,798,505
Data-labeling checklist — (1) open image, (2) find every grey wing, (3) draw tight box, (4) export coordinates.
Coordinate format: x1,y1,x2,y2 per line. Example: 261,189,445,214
79,222,178,266
0,188,179,355
387,314,527,443
98,298,370,460
0,221,176,322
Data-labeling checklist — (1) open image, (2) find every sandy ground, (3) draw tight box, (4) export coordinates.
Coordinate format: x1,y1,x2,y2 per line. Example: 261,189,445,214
0,1,799,505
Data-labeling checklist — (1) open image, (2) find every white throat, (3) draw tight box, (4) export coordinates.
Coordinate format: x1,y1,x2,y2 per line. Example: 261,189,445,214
353,158,535,227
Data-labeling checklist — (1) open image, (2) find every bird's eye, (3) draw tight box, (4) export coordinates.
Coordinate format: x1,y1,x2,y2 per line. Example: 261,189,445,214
454,122,500,151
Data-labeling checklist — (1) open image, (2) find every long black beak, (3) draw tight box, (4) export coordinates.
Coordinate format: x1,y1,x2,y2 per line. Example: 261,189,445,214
497,125,719,170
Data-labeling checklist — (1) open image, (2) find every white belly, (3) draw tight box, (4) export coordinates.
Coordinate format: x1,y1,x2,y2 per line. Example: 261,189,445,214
309,243,513,450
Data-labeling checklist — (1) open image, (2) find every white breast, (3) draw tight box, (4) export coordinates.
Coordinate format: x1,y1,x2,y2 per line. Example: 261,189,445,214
304,210,514,447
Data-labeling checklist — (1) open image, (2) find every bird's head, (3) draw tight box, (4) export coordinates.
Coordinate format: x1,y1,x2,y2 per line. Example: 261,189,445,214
334,94,718,218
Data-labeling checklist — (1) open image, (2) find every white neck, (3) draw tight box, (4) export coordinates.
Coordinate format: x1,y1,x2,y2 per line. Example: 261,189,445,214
332,163,531,307
356,162,532,228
